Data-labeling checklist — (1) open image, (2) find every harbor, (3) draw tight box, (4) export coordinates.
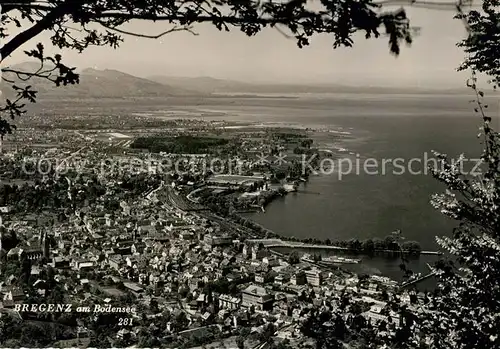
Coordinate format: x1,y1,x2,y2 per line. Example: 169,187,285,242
246,238,442,256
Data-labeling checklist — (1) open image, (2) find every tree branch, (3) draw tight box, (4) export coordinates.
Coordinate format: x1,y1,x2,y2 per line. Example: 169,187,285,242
0,2,70,61
90,12,311,25
2,68,57,82
97,22,199,38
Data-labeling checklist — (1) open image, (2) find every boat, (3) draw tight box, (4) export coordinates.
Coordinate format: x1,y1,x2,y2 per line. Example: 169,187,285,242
321,256,361,264
300,254,361,265
283,183,298,192
300,254,315,263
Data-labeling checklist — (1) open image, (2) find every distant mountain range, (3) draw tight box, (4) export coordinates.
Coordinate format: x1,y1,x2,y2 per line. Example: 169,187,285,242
147,75,471,95
1,62,198,100
1,62,470,101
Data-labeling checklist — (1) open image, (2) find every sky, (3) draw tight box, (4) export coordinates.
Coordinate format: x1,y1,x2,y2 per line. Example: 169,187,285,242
5,4,473,87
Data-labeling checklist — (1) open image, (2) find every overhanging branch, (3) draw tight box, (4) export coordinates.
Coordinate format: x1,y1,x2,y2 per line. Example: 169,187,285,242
0,2,70,61
97,21,199,38
91,12,311,24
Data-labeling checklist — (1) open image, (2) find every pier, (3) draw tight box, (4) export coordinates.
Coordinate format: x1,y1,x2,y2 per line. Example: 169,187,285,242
247,238,346,250
265,242,348,251
399,263,437,289
420,251,443,256
400,271,437,288
172,190,442,256
246,238,441,256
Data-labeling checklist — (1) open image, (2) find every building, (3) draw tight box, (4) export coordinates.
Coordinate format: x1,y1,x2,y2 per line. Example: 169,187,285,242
72,259,94,271
2,287,25,305
0,216,4,253
123,282,143,295
7,247,22,260
241,284,274,311
120,201,131,216
188,278,202,292
108,255,124,270
51,256,70,269
242,244,251,259
255,272,274,284
41,230,50,259
13,229,50,261
274,274,290,285
252,246,269,260
181,232,194,240
219,294,241,310
305,268,323,287
22,246,43,261
204,234,232,248
0,206,13,214
291,271,307,285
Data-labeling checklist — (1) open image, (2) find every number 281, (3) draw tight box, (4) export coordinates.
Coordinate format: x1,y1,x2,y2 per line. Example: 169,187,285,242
118,318,133,326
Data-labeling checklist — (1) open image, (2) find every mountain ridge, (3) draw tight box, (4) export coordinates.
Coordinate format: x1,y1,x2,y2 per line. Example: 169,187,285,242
147,75,472,95
1,63,200,99
1,62,472,100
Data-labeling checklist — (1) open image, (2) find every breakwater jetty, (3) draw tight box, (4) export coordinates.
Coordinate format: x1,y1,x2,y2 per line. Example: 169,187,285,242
399,263,437,289
247,238,442,256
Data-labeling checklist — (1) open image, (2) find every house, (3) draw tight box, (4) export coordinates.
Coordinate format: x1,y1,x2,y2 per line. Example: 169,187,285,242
0,206,13,214
241,284,274,311
125,256,139,268
123,282,143,295
77,326,90,338
219,294,241,310
120,201,131,216
181,232,194,240
131,242,146,254
290,271,306,286
201,312,212,322
242,244,251,259
3,287,25,304
233,311,250,327
73,259,94,271
188,278,202,292
188,300,198,311
7,247,22,260
113,246,132,255
252,246,269,261
116,328,132,341
139,225,157,236
51,256,70,269
305,268,323,286
204,234,232,248
262,256,279,267
31,266,41,276
255,272,274,284
108,255,124,270
274,274,290,285
196,293,208,307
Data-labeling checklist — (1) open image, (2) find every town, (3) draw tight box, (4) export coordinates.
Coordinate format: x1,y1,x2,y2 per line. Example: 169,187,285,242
0,115,428,348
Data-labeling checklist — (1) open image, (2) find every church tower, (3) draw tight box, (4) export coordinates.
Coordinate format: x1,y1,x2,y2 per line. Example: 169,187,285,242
0,215,4,252
40,229,50,259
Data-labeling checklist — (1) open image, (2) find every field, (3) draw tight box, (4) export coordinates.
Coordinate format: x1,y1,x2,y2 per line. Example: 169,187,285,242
130,135,231,154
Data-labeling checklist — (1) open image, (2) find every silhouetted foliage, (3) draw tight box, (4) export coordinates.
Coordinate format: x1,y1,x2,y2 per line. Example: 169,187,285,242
457,0,500,86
